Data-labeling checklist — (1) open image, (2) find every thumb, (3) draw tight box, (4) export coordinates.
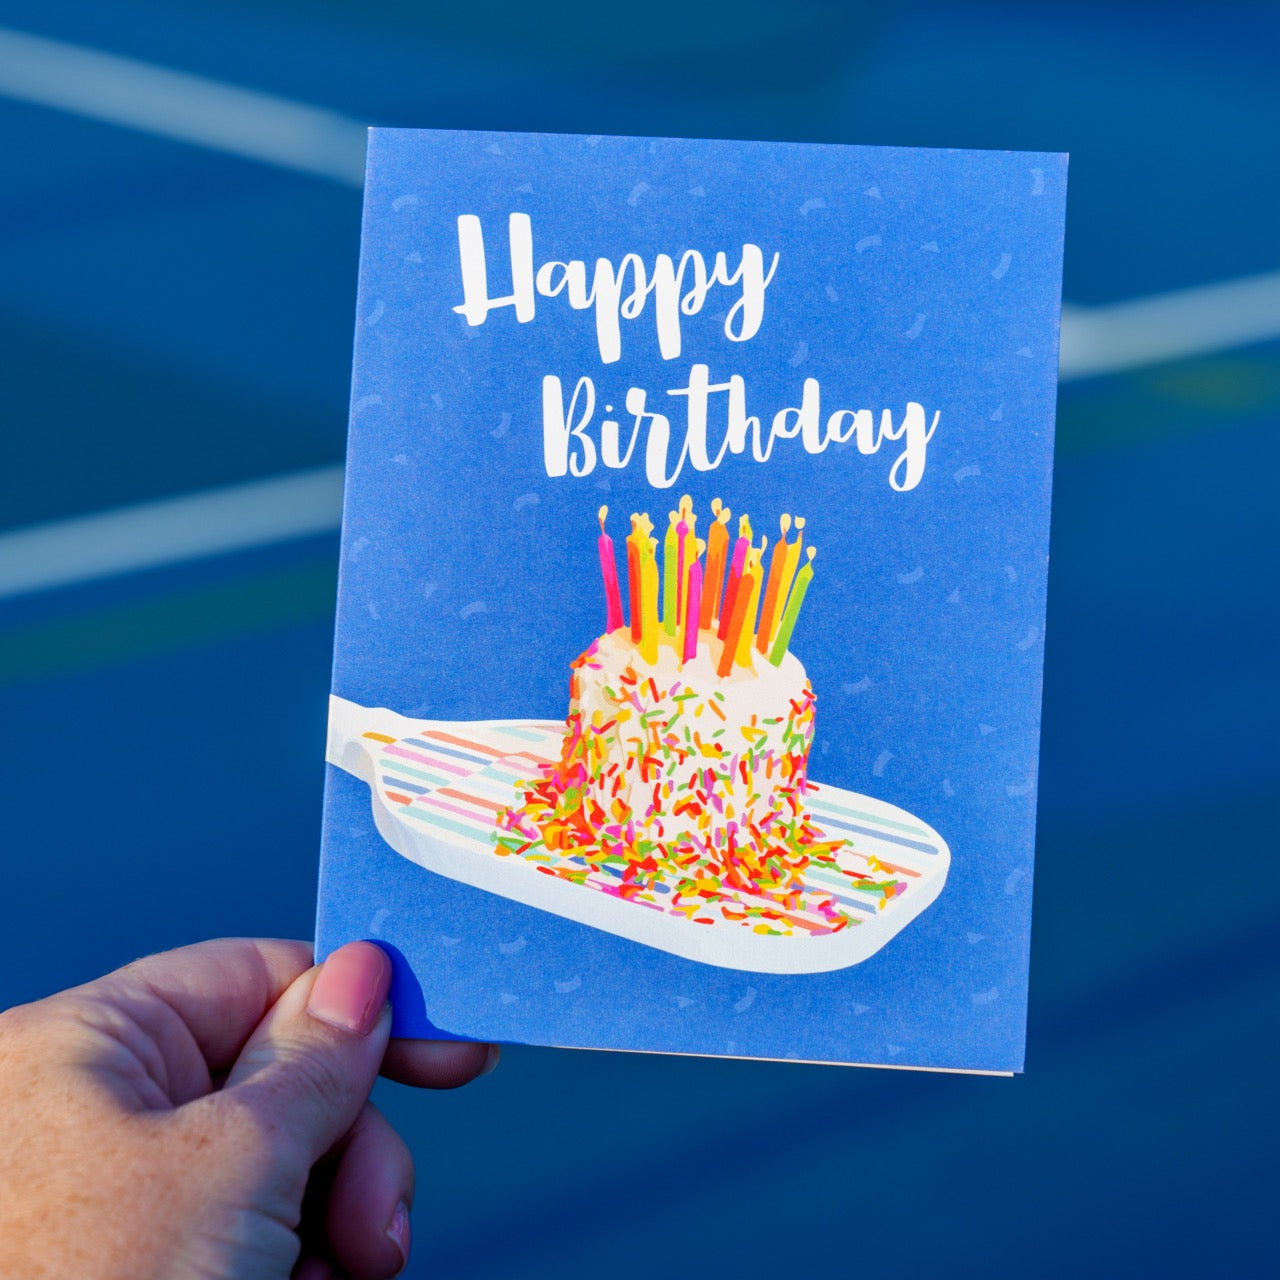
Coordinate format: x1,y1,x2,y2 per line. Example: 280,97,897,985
217,941,393,1175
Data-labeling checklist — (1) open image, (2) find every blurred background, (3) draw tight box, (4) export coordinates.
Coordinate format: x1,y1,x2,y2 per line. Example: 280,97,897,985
1,1,1276,1275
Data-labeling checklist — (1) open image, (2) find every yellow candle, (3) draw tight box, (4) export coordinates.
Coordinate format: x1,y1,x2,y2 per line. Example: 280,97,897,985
662,512,680,637
735,542,765,666
626,513,653,652
640,537,660,664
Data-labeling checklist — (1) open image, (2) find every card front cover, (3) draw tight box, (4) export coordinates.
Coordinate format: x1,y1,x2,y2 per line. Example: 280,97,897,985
317,128,1066,1073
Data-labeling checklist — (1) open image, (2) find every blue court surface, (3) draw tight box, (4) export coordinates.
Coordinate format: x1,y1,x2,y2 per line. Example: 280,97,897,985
1,3,1277,1277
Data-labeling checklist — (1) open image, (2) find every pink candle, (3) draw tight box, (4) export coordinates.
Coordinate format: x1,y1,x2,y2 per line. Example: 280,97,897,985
597,506,624,633
682,558,702,663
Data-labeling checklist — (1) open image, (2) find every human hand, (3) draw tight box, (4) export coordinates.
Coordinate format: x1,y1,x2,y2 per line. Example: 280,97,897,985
0,938,496,1280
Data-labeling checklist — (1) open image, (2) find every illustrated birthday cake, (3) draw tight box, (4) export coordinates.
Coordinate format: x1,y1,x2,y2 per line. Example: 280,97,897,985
324,494,951,971
496,498,907,938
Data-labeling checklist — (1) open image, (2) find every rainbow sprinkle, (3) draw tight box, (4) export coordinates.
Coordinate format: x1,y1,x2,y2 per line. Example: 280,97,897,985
497,639,906,938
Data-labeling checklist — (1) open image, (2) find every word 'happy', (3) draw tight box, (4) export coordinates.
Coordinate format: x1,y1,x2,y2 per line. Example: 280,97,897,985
453,213,779,364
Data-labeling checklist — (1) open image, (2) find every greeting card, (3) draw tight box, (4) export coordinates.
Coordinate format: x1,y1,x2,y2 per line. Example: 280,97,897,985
316,128,1066,1073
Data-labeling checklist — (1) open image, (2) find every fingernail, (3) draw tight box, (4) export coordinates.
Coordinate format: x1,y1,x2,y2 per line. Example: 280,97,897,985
385,1200,411,1274
306,941,391,1035
481,1044,501,1076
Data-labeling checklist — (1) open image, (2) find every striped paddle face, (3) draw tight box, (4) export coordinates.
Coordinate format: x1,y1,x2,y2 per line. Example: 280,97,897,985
327,696,950,972
803,783,947,919
364,722,562,854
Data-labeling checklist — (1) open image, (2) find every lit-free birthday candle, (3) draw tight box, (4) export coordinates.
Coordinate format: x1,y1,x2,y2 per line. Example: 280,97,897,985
700,500,730,629
756,513,792,654
597,506,625,634
639,532,660,664
682,549,703,664
662,512,680,636
626,517,643,644
735,538,766,666
766,516,805,649
678,496,697,624
717,514,753,642
768,546,816,666
717,545,759,677
674,504,689,626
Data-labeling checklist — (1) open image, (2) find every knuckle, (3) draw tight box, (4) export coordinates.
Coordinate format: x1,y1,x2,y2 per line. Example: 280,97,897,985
285,1043,352,1108
0,996,89,1068
0,1002,30,1042
237,1036,352,1109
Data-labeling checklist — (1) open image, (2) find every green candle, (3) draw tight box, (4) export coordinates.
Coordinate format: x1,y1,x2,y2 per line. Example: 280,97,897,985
662,511,680,636
767,547,816,666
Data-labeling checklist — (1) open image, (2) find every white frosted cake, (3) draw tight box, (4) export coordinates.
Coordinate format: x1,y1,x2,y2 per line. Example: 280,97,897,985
569,628,814,871
495,497,906,936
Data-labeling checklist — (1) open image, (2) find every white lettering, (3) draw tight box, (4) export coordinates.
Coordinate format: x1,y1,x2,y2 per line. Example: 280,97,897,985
541,375,596,478
453,214,778,363
715,245,780,342
453,214,534,326
545,367,940,491
887,404,941,491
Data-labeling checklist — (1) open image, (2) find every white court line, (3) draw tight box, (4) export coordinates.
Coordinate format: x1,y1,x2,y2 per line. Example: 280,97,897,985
1,25,1279,600
1058,271,1280,380
0,26,366,186
0,466,344,600
3,21,1279,379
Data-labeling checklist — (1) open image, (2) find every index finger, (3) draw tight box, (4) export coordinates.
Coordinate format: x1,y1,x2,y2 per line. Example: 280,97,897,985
382,1038,498,1089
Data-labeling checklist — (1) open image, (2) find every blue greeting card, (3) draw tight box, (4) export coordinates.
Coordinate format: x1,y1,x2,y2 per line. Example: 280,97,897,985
317,128,1066,1074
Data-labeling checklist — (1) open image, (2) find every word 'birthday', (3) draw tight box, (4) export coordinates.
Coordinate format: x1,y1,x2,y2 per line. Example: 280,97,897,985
453,213,779,365
543,365,940,491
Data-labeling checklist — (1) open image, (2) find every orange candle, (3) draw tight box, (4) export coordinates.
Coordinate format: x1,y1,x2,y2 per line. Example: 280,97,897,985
700,500,730,629
767,516,804,648
768,546,815,666
717,514,752,642
717,559,757,677
756,513,792,653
